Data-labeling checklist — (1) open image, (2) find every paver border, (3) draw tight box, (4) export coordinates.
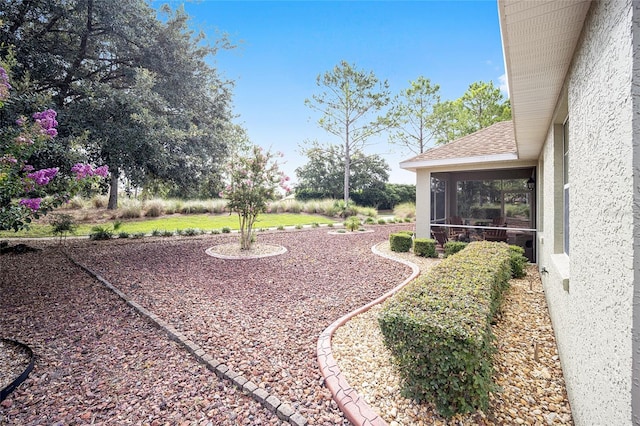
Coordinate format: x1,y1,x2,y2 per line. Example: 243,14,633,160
65,251,308,426
316,244,421,426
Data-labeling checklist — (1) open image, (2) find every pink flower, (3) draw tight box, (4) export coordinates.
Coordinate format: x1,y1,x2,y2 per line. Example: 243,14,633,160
27,168,58,185
19,198,42,211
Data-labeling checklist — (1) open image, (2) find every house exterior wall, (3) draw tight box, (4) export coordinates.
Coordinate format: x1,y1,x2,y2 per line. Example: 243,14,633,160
538,0,637,424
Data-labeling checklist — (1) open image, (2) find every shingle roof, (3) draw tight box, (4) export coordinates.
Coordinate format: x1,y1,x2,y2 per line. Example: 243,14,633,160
401,120,517,165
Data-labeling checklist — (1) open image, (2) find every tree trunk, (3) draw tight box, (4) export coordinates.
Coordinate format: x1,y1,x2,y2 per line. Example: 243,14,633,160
107,168,118,210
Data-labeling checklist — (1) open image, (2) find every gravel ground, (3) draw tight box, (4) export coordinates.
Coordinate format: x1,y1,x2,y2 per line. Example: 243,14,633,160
0,243,286,425
1,226,572,425
1,225,412,425
332,243,572,425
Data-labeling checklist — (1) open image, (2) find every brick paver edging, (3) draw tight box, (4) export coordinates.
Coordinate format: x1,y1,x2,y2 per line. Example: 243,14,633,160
316,245,421,426
65,252,308,426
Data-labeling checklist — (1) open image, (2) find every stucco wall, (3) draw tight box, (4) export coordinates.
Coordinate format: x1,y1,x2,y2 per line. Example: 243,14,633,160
539,0,636,424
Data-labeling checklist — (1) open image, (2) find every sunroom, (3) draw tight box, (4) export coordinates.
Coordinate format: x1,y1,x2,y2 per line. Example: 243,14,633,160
400,120,538,261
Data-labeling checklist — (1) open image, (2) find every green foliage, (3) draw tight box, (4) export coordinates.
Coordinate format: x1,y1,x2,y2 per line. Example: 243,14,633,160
118,231,130,239
364,217,375,224
89,225,113,240
277,225,285,231
389,233,412,252
211,229,221,235
344,216,361,232
444,241,469,257
305,61,391,203
151,229,162,237
221,227,231,233
161,230,174,237
378,241,513,417
385,76,441,155
132,232,145,239
294,224,303,230
508,245,528,278
378,218,387,225
432,81,511,144
413,238,437,258
311,222,320,228
183,228,200,236
50,214,77,243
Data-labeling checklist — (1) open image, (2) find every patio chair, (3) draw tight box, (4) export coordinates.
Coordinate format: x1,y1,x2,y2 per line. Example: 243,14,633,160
431,227,449,248
484,225,508,242
447,216,465,239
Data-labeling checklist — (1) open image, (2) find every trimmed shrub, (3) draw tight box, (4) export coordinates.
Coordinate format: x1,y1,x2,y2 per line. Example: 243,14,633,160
413,238,437,258
389,233,412,252
221,227,231,233
444,241,468,257
508,244,528,278
379,241,512,418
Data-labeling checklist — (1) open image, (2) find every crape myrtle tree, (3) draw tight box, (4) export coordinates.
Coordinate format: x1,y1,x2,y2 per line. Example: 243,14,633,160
432,81,511,144
295,141,390,202
0,65,108,231
221,146,290,250
0,0,236,209
305,61,391,204
385,76,441,155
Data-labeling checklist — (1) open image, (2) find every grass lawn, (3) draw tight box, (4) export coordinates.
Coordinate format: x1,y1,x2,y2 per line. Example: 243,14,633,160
0,213,338,238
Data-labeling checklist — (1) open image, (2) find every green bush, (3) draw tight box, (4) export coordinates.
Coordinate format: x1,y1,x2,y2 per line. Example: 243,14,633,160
377,218,387,225
444,241,468,257
151,229,162,236
389,233,412,252
89,225,113,240
508,244,528,278
413,238,437,258
344,216,361,231
221,227,231,233
378,241,512,418
50,214,77,242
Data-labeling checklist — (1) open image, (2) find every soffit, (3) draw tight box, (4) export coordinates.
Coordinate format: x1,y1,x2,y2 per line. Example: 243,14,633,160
498,0,591,159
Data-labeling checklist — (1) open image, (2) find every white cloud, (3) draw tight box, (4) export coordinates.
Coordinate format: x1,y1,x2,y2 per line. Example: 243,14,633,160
498,73,509,98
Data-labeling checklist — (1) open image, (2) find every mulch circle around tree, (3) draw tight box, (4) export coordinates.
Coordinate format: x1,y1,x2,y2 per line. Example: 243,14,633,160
205,243,287,260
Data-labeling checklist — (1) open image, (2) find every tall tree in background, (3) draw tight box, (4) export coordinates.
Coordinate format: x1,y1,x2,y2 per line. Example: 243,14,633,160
386,76,441,155
432,80,511,144
305,61,390,204
295,141,389,200
0,1,235,208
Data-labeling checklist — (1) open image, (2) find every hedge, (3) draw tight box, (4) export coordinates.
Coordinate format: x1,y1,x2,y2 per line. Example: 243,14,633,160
443,241,468,257
413,238,437,258
389,232,412,252
378,241,512,417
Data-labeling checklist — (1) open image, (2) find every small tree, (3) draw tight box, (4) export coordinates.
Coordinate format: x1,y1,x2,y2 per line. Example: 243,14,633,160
221,146,290,250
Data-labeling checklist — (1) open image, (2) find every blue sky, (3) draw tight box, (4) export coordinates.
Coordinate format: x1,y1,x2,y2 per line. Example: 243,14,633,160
154,1,506,184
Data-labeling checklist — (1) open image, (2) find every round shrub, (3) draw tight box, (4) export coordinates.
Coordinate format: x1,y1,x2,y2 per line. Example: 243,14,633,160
413,238,437,258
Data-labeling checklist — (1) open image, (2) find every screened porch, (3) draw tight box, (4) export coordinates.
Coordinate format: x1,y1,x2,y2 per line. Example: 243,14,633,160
429,167,537,261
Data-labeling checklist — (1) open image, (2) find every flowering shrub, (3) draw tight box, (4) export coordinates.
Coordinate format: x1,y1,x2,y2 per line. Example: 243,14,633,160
221,146,290,250
0,65,108,232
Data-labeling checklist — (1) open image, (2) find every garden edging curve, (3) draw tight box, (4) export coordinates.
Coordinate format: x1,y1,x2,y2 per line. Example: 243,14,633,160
316,244,420,426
